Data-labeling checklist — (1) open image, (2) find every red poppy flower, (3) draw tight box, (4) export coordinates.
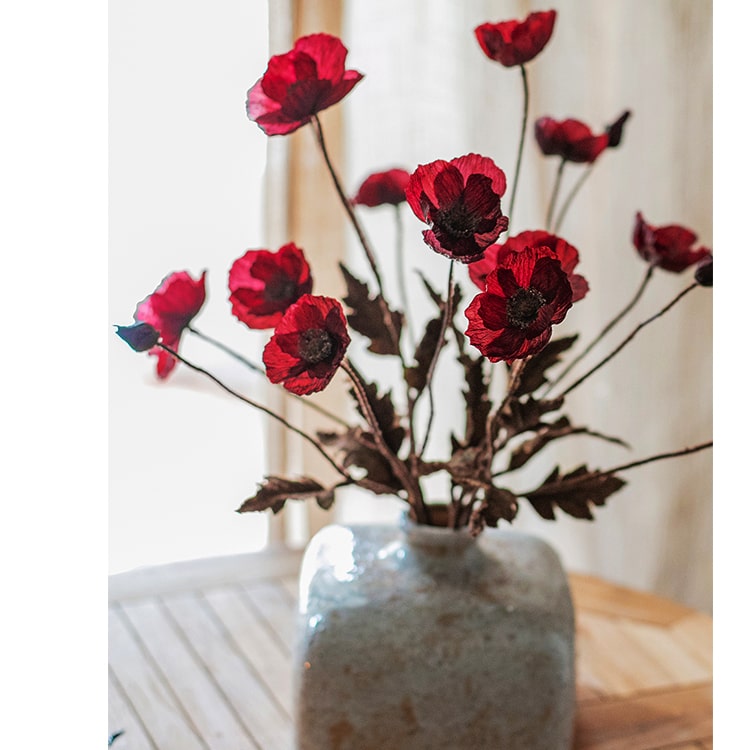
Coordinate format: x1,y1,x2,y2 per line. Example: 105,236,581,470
474,10,557,67
632,212,711,273
263,295,351,395
246,33,364,136
405,154,509,263
135,270,207,378
534,117,610,164
351,168,411,207
229,243,313,329
469,230,589,303
465,246,573,362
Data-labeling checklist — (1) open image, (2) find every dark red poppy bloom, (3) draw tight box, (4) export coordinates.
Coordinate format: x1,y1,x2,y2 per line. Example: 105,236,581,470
351,168,411,207
263,294,350,395
246,33,364,136
469,230,588,303
135,270,207,379
534,117,610,164
632,212,711,273
405,153,509,263
465,246,573,362
474,10,557,67
229,243,313,329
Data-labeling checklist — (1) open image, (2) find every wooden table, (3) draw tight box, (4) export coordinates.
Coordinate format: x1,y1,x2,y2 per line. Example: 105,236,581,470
108,546,712,749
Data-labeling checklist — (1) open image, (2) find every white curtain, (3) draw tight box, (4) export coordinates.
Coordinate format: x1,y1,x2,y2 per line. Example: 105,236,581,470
335,0,712,612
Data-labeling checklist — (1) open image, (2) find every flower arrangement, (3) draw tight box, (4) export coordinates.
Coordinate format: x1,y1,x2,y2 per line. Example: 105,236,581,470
115,9,712,535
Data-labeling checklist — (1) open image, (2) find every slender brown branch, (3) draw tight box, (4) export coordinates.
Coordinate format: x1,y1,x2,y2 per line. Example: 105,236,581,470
544,263,656,395
607,441,712,475
418,260,455,457
342,358,427,522
310,115,404,363
158,344,350,480
187,325,349,427
545,158,566,231
507,64,529,229
393,205,415,350
558,282,699,399
553,163,593,234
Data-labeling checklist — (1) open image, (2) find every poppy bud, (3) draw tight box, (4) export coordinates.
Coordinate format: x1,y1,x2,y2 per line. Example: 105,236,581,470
694,255,713,287
115,322,160,352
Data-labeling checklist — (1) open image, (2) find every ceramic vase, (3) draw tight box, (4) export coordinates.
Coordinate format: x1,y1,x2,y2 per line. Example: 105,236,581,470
294,513,576,749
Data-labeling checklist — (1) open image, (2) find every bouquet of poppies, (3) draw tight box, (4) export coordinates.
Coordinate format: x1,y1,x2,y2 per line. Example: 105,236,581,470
116,10,712,533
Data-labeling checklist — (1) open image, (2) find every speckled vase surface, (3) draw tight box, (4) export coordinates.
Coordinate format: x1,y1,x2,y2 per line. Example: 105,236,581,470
295,514,575,749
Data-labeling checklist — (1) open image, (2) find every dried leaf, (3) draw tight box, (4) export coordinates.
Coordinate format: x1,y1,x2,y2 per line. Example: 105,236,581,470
458,352,490,448
237,476,328,514
497,395,564,441
339,263,403,355
508,416,572,470
319,428,402,493
405,317,445,394
523,465,627,521
468,486,519,536
516,335,579,396
350,381,405,454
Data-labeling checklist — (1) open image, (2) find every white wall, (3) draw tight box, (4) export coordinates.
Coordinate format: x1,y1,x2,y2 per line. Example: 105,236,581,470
109,0,272,573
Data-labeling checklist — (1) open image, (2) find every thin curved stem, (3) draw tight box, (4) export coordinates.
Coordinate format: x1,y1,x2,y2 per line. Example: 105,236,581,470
507,64,529,228
342,358,427,521
557,282,699,399
543,264,656,396
393,205,415,350
158,344,350,479
545,158,566,231
187,325,349,427
310,115,404,362
418,260,455,457
553,164,593,234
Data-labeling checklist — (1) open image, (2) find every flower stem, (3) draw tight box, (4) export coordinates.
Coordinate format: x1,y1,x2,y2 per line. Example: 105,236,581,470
606,441,712,475
545,158,566,231
187,325,349,427
543,264,656,395
557,282,699,399
553,163,593,234
418,260,455,457
507,64,529,229
342,358,427,521
394,205,416,350
158,344,350,480
310,115,403,360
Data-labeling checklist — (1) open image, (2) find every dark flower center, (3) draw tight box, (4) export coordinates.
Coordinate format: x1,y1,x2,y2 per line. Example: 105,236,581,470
297,328,334,363
506,287,546,329
434,204,476,238
265,277,298,302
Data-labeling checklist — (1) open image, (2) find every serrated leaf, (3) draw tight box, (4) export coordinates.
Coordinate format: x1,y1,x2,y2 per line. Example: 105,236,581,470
523,465,626,521
458,352,490,448
236,476,327,514
468,486,519,536
405,317,444,394
318,428,402,493
339,263,403,355
350,380,405,454
508,416,572,470
496,395,564,442
516,335,579,396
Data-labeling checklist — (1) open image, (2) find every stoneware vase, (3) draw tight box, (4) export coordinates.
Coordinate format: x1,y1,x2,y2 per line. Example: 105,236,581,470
294,512,576,749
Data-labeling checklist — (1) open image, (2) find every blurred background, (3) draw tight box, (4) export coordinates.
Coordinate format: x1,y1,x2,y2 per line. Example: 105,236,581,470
110,0,712,612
